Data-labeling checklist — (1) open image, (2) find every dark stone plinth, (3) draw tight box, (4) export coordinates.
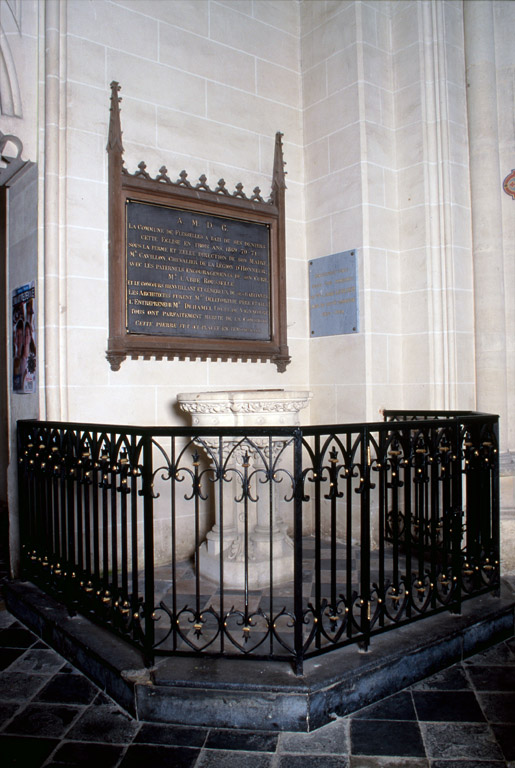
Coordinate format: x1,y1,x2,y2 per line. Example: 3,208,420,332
3,579,514,732
2,580,140,716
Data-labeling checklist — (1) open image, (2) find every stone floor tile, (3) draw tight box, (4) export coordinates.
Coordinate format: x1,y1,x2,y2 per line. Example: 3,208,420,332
430,761,506,768
135,721,208,746
0,701,20,728
466,665,515,692
491,723,515,761
278,718,349,754
118,743,200,768
0,606,512,767
477,691,515,723
197,750,275,767
204,728,279,752
44,740,124,767
0,625,38,648
421,722,504,761
0,733,60,768
0,670,50,701
0,610,15,629
411,665,471,691
349,759,428,767
412,690,485,722
7,648,65,675
91,691,114,706
276,755,349,767
350,719,425,758
464,640,515,666
34,672,99,705
65,702,140,744
3,702,82,738
0,647,25,670
352,692,417,721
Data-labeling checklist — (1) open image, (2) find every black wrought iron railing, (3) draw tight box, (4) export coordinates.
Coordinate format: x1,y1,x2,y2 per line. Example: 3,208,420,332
17,411,500,673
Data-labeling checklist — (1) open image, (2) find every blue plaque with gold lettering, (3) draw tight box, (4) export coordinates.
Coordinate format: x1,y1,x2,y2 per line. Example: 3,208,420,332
309,250,358,337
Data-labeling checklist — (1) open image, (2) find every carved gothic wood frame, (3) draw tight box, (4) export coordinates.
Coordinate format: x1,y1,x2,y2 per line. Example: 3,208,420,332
106,82,290,372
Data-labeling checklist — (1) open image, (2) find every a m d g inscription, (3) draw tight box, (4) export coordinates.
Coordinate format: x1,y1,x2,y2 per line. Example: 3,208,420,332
126,201,271,341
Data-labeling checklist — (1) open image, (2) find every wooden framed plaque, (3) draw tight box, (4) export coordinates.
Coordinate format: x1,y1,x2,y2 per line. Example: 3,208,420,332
106,82,290,372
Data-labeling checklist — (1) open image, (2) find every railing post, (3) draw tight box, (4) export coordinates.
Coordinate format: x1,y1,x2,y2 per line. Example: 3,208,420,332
464,421,481,580
451,419,463,524
17,421,29,577
292,427,304,674
359,428,371,650
430,424,440,610
141,433,155,665
449,419,463,614
376,427,386,628
491,417,500,594
402,425,412,620
450,508,463,615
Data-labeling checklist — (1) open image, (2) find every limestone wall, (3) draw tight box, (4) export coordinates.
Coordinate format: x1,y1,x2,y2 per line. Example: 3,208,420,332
0,0,38,156
493,0,515,572
6,0,512,432
303,0,476,425
6,0,310,428
494,0,515,453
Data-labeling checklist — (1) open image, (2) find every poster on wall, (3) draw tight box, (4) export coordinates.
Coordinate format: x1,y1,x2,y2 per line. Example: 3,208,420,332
12,282,36,394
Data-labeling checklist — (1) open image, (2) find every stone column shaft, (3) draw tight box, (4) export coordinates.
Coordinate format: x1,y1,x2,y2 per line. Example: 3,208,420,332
464,0,507,446
42,0,68,420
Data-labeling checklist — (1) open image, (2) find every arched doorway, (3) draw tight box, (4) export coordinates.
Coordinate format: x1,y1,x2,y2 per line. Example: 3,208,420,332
0,132,38,577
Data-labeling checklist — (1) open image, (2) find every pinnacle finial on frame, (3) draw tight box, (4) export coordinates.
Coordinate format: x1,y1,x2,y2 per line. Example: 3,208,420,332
107,81,124,155
271,131,286,204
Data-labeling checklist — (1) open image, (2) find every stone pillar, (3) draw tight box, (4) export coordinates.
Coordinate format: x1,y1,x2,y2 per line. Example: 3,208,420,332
177,389,311,588
464,0,515,574
42,0,68,420
464,0,507,444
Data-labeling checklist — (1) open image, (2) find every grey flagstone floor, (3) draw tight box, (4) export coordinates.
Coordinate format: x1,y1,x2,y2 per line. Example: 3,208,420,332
0,590,514,768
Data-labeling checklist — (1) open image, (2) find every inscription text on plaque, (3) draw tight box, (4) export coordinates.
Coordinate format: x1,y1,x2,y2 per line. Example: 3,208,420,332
309,250,359,337
126,202,271,341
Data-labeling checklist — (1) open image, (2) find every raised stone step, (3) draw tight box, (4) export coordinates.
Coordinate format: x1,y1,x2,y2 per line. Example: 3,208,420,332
3,578,514,732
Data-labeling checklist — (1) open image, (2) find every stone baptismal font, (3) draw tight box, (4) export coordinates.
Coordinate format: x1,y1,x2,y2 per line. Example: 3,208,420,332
177,389,312,589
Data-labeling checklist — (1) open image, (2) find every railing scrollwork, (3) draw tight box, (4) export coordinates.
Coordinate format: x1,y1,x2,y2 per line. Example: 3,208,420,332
18,410,499,672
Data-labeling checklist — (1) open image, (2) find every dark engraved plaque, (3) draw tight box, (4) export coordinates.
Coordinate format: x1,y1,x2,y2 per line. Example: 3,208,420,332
309,250,359,337
126,201,271,341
